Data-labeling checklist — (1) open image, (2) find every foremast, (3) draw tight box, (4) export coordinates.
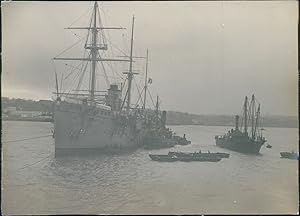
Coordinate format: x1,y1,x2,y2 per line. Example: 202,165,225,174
241,94,262,140
90,2,98,101
53,1,129,103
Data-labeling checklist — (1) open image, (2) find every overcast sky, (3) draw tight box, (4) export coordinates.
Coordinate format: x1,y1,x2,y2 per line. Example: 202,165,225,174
2,1,298,116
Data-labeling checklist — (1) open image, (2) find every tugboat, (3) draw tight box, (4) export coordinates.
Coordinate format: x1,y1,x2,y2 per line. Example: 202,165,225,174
143,97,191,149
215,95,267,154
280,151,298,160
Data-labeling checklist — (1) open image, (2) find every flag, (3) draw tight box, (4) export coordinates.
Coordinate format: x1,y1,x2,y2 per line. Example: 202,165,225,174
148,78,152,84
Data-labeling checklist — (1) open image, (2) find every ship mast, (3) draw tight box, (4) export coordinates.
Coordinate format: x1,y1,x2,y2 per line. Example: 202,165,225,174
254,104,260,138
155,95,159,125
126,16,135,111
142,49,149,111
251,94,255,139
243,96,248,134
90,2,98,101
53,2,129,102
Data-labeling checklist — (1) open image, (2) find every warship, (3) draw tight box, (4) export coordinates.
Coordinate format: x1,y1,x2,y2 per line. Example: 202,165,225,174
52,2,189,155
215,94,267,154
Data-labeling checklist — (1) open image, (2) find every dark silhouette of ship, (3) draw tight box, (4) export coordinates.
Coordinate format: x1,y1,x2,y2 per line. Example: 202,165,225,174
149,152,222,162
215,95,267,154
280,151,298,160
168,151,229,158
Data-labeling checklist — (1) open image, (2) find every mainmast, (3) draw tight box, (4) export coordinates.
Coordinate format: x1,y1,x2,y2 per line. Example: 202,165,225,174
126,16,135,111
254,104,260,138
251,94,255,139
155,95,159,125
243,96,248,134
90,2,98,101
142,49,149,111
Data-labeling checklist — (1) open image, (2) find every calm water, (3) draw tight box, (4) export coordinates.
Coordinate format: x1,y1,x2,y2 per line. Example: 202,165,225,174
2,121,298,214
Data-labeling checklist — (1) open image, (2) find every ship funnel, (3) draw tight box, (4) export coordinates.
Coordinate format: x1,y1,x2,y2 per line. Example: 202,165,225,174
161,110,167,128
235,115,239,130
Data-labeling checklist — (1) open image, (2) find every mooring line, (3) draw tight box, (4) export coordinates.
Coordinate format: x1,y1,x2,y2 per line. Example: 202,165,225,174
2,134,53,144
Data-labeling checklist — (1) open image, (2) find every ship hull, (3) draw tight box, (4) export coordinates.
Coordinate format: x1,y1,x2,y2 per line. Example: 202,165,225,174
215,136,264,154
53,102,144,156
280,152,298,160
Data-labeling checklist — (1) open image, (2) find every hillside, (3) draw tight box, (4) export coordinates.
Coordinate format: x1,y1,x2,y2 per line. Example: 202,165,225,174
1,97,298,128
166,111,298,128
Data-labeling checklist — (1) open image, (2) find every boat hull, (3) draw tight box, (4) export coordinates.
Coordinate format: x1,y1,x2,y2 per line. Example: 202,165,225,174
149,154,222,162
215,136,265,154
280,152,298,160
53,102,144,156
168,151,230,158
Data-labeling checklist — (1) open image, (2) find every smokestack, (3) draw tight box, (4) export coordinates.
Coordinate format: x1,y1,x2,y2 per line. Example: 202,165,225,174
235,115,239,130
161,111,167,128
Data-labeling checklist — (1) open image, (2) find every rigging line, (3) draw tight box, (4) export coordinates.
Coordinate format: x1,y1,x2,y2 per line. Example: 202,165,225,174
18,155,53,170
100,7,128,58
147,88,156,109
51,60,59,93
54,37,85,58
63,62,85,80
121,79,127,96
101,54,122,83
97,52,112,85
97,6,107,46
3,135,53,144
76,57,90,91
89,59,92,92
84,9,94,47
64,51,88,93
68,5,94,27
99,28,120,83
107,37,128,56
135,86,145,107
133,77,143,106
120,87,129,110
62,63,83,94
122,32,130,56
102,56,125,81
97,60,110,88
69,51,89,93
64,60,87,95
60,73,64,95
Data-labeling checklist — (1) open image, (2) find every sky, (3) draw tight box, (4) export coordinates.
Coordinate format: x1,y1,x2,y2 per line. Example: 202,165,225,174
2,1,298,116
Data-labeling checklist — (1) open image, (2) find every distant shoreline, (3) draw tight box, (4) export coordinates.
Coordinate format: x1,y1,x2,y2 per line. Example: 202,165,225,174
167,123,298,129
2,119,297,129
2,117,53,123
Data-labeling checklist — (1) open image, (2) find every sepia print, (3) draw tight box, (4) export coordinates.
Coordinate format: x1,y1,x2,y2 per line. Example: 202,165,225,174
1,1,298,214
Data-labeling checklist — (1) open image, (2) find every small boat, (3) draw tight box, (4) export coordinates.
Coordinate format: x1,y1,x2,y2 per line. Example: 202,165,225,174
177,156,221,162
280,151,298,160
149,153,222,162
168,151,230,158
149,154,178,162
266,144,272,148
